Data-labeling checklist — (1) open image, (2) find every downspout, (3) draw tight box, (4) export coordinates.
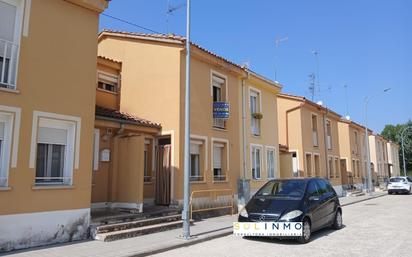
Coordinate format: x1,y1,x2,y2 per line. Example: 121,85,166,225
323,109,330,179
241,70,250,181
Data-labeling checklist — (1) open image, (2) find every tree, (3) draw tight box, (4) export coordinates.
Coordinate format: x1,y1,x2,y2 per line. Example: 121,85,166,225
381,120,412,175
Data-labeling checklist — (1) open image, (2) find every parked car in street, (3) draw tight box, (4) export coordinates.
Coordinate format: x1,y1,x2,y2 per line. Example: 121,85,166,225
388,176,412,194
238,178,342,243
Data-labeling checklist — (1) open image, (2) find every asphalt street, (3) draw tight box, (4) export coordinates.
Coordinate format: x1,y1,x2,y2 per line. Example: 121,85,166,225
153,194,412,257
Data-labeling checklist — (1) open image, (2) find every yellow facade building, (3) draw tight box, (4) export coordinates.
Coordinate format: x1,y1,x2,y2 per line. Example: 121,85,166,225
277,93,344,195
0,0,108,251
97,31,281,208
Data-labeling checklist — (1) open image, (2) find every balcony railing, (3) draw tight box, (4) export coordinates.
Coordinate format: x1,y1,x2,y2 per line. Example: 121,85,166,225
0,39,19,89
35,177,72,185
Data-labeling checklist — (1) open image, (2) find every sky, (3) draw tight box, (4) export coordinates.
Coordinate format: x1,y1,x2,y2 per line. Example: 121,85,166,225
99,0,412,133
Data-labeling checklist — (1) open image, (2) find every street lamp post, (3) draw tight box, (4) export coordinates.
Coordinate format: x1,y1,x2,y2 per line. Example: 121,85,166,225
364,88,391,194
400,126,412,177
182,0,191,240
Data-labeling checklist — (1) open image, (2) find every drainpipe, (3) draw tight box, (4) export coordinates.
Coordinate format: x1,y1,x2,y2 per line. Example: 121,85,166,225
239,69,250,205
323,110,330,180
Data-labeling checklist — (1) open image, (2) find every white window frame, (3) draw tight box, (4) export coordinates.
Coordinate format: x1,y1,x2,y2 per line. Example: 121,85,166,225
97,71,119,93
249,87,262,136
0,0,24,89
311,113,319,147
265,146,276,179
326,119,332,150
190,137,205,182
211,137,229,182
30,111,81,186
0,106,21,187
250,144,263,180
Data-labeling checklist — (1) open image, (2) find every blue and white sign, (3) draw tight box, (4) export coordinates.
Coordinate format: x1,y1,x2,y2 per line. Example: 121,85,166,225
213,102,230,119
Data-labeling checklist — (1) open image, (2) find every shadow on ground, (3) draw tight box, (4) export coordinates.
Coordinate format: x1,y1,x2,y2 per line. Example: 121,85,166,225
242,225,347,245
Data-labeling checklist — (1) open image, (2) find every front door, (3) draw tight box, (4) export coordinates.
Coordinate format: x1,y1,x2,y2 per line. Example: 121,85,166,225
155,138,171,205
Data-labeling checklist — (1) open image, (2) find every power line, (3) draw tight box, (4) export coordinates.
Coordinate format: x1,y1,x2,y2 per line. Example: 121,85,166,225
101,13,161,34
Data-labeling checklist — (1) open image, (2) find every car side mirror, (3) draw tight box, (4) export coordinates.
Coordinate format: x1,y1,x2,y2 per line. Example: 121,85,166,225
309,196,320,202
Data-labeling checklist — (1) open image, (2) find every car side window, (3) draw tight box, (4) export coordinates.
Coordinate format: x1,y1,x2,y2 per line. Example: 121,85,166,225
316,179,329,196
407,177,412,183
307,181,320,197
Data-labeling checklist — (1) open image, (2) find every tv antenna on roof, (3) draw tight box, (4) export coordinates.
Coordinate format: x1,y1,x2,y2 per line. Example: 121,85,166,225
166,0,185,33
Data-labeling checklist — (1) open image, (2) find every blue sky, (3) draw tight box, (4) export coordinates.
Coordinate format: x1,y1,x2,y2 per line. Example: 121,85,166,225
100,0,412,133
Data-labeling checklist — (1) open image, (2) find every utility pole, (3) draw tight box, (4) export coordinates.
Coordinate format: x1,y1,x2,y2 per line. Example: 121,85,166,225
182,0,191,240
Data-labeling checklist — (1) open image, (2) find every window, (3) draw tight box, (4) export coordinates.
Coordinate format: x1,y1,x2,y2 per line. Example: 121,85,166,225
314,154,320,177
266,148,276,179
311,114,318,146
305,153,312,177
97,72,119,93
190,141,203,182
356,160,360,178
251,145,262,180
354,131,359,154
335,157,340,178
328,156,334,178
316,179,330,195
34,118,76,186
0,119,9,186
326,120,332,149
212,74,226,129
0,0,23,89
250,89,261,136
307,180,320,197
213,144,225,181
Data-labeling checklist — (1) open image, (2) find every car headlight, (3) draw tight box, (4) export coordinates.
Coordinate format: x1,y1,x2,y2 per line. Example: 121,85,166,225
239,207,248,218
280,210,303,221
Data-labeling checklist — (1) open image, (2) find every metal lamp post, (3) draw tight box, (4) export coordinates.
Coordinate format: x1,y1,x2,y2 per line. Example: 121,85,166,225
364,88,391,195
182,0,191,240
400,126,412,177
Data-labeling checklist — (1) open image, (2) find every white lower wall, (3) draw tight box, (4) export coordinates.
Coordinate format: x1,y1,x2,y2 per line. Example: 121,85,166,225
0,208,90,252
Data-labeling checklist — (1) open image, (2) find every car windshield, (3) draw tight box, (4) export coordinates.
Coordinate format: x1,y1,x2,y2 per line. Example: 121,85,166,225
389,177,405,183
256,180,306,198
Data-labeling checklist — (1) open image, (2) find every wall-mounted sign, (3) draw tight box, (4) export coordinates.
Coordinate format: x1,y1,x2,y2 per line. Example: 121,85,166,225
101,149,110,162
213,101,230,119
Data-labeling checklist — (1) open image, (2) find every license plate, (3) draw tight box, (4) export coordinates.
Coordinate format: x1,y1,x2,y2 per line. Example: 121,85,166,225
233,222,303,237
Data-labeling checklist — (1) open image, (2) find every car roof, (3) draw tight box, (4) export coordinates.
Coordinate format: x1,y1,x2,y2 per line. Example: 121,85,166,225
268,177,322,182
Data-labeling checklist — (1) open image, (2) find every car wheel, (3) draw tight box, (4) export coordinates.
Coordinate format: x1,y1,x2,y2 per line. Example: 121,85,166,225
297,219,311,244
332,210,343,230
388,191,392,195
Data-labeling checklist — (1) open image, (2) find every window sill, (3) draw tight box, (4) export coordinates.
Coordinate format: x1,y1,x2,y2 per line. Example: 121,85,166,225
213,180,229,184
212,127,228,132
0,87,20,94
190,180,207,184
144,182,153,185
251,134,261,138
0,187,12,191
32,185,75,190
96,88,119,95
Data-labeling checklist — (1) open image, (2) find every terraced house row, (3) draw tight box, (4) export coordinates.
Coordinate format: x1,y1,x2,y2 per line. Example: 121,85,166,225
0,0,401,252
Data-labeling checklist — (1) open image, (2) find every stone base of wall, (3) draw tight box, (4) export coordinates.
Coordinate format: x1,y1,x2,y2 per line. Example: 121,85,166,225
0,208,90,252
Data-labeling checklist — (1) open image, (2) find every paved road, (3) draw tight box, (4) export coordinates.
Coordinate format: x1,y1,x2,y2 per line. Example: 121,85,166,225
154,194,412,257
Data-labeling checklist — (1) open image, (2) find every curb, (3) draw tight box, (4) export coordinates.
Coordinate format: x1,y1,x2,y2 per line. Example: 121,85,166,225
129,227,233,257
341,193,387,207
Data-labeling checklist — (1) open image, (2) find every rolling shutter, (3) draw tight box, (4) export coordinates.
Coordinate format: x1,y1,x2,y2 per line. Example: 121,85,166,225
38,127,67,145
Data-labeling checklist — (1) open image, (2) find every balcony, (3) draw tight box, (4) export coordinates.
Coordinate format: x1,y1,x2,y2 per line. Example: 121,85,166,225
0,39,19,90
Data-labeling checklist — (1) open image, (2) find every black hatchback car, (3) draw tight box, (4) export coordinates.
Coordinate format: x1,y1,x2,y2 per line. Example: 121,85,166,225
238,178,342,243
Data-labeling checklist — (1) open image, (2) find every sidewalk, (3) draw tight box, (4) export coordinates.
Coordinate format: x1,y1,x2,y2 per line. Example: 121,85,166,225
2,192,387,257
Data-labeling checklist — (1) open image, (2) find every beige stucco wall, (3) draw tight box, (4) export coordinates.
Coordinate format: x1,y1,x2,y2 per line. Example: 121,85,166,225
277,97,303,177
0,0,100,215
245,80,280,191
